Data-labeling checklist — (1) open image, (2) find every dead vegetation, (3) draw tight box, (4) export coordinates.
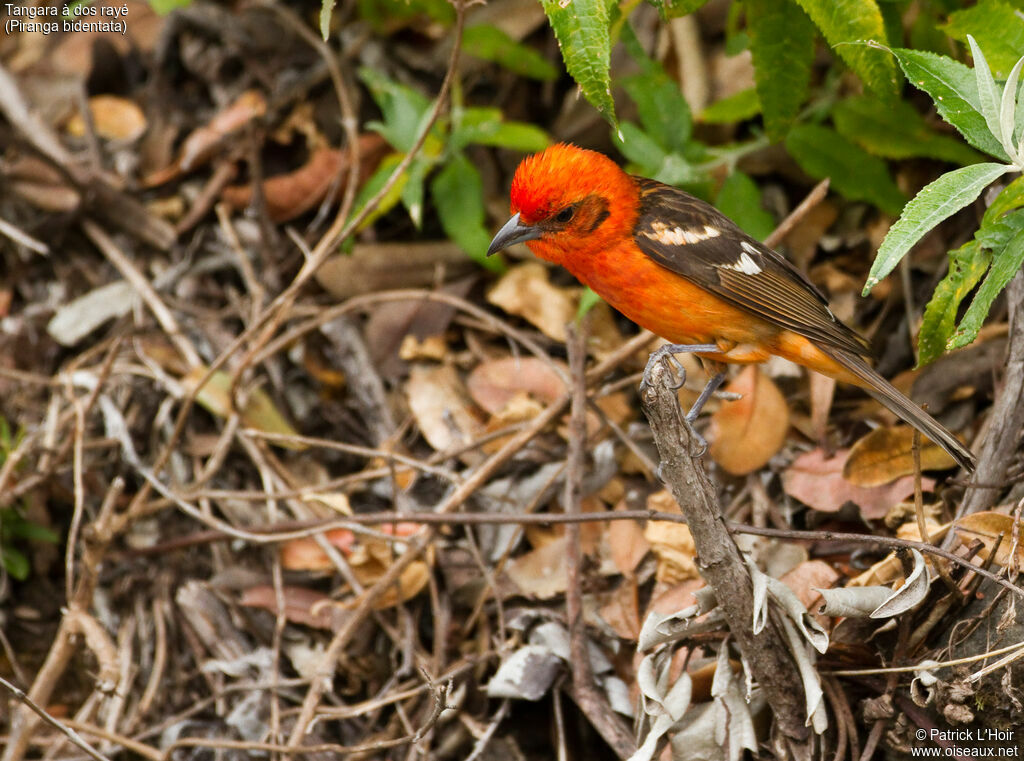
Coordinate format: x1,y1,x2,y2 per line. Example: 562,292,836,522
1,2,1024,760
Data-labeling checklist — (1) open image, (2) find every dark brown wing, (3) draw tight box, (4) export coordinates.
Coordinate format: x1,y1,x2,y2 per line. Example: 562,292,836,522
632,177,870,357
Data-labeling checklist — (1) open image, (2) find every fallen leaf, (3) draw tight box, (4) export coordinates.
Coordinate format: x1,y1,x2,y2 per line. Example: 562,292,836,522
955,511,1024,570
779,560,840,612
47,280,137,346
505,536,568,599
405,364,484,461
607,501,650,576
808,371,836,443
843,426,958,486
487,262,575,342
782,448,934,519
645,517,698,585
598,579,641,640
66,95,146,141
183,368,304,450
240,585,346,630
467,356,567,414
708,367,789,475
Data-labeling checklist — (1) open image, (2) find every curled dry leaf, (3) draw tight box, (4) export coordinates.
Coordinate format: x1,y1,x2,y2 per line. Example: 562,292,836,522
182,367,305,450
708,366,789,476
466,356,567,414
954,511,1024,570
66,95,147,141
782,448,934,519
406,363,484,461
143,90,267,186
239,585,347,630
220,134,389,222
644,505,699,585
843,426,958,486
487,262,574,342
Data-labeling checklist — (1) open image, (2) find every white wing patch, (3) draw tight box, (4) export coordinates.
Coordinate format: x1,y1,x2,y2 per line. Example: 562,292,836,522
722,243,763,276
641,221,722,246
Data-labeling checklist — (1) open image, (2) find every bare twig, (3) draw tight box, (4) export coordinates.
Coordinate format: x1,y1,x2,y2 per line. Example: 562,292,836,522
0,677,113,761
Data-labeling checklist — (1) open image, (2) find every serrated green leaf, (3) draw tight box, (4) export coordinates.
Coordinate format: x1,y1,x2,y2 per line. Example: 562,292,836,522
647,0,711,19
888,48,1011,160
747,0,815,140
943,0,1024,79
966,36,1004,148
918,241,992,365
462,24,558,80
863,162,1011,293
999,55,1024,161
950,213,1024,348
613,121,668,172
700,88,762,124
792,0,898,96
432,153,504,272
832,94,984,165
542,0,617,126
716,171,775,240
785,124,906,214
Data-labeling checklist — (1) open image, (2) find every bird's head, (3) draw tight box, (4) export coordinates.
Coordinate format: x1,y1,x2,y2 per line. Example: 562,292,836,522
487,143,638,264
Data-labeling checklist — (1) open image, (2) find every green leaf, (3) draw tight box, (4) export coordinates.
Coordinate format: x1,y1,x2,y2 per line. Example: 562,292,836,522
320,0,334,39
613,121,668,172
716,171,775,240
462,24,558,80
747,0,816,140
577,287,603,319
11,521,58,543
541,0,617,126
943,0,1024,79
431,153,504,272
360,68,431,152
966,36,1004,149
888,47,1011,161
647,0,711,19
863,162,1011,293
832,94,985,165
785,124,906,214
453,108,549,152
918,241,992,365
401,156,433,229
0,545,29,581
950,214,1024,348
792,0,898,97
700,88,762,124
620,23,691,151
983,175,1024,225
349,154,408,234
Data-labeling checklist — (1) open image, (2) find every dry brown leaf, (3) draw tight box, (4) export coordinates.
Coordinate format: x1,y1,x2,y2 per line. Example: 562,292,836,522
644,514,698,585
782,448,934,519
406,364,484,460
782,200,838,270
239,585,346,630
779,560,840,612
66,95,147,141
399,334,448,362
598,579,641,640
607,502,650,576
142,90,267,185
955,511,1024,570
843,426,958,486
487,262,575,342
808,371,836,443
708,367,789,475
466,356,567,414
183,367,304,450
505,536,568,599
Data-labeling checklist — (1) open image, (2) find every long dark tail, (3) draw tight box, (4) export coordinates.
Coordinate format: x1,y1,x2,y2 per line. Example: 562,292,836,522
826,349,976,472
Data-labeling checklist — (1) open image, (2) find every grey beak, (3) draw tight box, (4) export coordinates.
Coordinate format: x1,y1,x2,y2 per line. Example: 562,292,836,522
487,213,541,256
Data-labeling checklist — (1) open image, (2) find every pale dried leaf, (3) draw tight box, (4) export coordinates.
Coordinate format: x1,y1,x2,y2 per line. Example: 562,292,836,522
487,262,574,341
47,280,136,346
954,511,1024,570
843,426,958,486
466,356,566,414
815,586,892,618
486,645,563,700
405,364,483,460
66,95,146,141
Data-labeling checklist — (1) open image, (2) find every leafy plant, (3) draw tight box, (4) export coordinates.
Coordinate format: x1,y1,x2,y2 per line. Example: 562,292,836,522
0,418,57,581
352,69,549,271
863,36,1024,363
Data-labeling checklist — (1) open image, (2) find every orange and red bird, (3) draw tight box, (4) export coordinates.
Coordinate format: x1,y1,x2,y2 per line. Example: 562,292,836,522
487,144,975,472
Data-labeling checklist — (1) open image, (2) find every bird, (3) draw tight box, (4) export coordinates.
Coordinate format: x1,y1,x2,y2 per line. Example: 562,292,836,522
486,143,976,472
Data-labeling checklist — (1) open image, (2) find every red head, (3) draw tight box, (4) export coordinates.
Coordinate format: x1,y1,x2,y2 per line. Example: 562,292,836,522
488,144,639,266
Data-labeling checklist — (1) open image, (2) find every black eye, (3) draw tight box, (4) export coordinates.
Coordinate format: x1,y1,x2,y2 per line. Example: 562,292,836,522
555,206,575,223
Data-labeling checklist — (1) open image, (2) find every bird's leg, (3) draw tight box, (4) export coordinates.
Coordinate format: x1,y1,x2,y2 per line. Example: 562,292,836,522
640,343,720,393
685,372,727,423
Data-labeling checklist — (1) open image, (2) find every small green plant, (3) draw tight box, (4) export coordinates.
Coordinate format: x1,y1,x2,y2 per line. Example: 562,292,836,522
351,69,549,271
0,418,58,581
863,36,1024,364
